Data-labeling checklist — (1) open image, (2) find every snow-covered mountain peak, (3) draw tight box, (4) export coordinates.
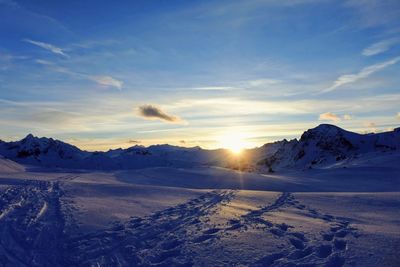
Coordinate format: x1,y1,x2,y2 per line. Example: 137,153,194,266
253,124,400,171
19,134,76,151
0,134,87,166
300,124,356,142
20,133,42,145
22,133,35,140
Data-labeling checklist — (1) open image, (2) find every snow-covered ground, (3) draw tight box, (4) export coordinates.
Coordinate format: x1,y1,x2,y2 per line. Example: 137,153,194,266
0,156,399,266
0,125,399,266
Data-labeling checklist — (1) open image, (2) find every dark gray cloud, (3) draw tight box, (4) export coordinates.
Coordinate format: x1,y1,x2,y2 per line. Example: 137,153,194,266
137,104,182,123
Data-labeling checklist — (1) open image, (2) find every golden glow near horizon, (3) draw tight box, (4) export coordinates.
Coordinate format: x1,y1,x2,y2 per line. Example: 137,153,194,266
217,132,254,155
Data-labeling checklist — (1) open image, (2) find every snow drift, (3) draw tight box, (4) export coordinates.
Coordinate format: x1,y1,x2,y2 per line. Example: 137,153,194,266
0,156,25,173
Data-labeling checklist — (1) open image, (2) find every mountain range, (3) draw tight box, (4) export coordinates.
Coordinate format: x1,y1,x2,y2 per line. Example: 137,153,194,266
0,124,399,171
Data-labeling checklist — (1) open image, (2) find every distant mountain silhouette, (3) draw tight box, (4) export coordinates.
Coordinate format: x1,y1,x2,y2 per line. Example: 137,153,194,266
0,124,399,171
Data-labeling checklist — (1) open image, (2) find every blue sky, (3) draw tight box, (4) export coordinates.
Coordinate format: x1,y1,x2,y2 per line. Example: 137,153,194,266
0,0,400,150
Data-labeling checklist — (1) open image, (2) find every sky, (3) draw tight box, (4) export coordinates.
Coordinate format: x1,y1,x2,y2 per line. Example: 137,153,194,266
0,0,400,151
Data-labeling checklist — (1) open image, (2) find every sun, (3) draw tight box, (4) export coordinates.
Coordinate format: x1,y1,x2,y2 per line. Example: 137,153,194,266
229,145,243,155
218,132,251,155
224,141,244,155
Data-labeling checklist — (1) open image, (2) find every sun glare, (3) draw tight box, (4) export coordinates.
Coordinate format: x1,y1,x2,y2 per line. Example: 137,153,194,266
218,132,251,155
230,146,243,154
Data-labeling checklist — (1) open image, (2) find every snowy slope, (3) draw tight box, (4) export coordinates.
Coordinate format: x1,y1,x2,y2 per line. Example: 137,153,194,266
0,134,231,170
0,171,398,266
0,156,25,173
0,134,90,169
254,124,400,170
0,133,399,266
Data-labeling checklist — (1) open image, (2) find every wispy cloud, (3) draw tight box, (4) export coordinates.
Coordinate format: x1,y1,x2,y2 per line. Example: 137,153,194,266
323,56,400,92
319,112,341,122
89,76,123,90
199,0,324,18
1,96,397,150
2,0,72,37
188,78,281,92
319,112,353,122
362,38,400,56
344,0,400,28
192,86,236,91
137,104,184,124
0,53,27,61
245,78,281,87
397,112,400,120
35,60,123,89
168,94,400,119
70,39,121,50
0,52,28,70
35,59,54,65
343,114,352,120
24,39,69,57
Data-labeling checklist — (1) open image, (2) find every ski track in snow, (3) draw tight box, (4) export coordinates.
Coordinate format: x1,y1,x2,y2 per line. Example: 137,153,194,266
68,191,359,267
56,174,80,182
66,189,236,267
248,193,360,267
0,184,361,267
0,180,66,267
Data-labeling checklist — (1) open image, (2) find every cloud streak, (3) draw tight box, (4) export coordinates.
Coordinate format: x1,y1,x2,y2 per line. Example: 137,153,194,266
323,56,400,92
362,38,400,56
344,0,400,29
24,39,68,57
192,86,236,91
89,76,123,90
137,105,183,124
319,112,352,122
35,60,123,89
